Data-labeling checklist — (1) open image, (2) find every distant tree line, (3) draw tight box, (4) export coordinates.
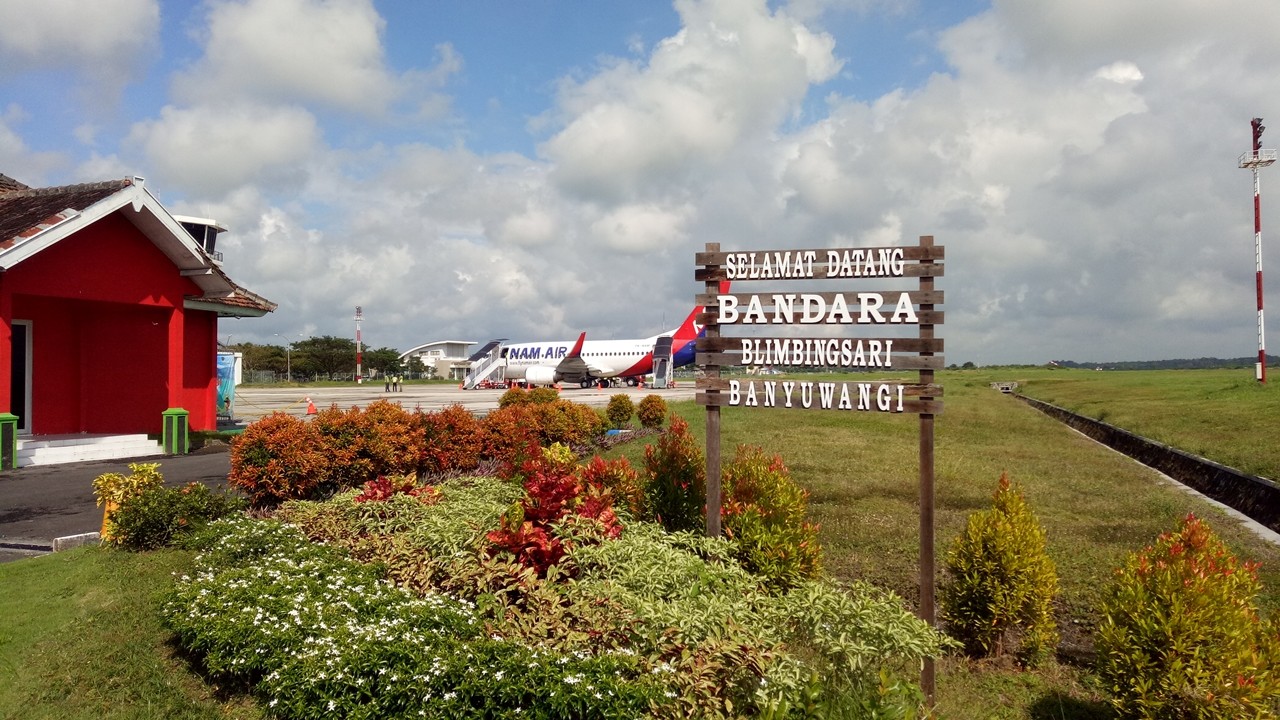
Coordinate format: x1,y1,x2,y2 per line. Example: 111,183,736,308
224,335,426,381
1047,355,1280,371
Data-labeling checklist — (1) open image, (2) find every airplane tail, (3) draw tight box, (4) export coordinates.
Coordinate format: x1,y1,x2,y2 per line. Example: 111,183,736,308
672,281,729,339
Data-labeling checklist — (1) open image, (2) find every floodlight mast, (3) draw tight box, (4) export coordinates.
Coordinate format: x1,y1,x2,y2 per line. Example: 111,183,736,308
1239,118,1276,383
355,306,364,383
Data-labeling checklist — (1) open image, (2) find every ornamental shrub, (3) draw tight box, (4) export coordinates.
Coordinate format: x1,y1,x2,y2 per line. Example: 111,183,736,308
418,403,484,475
229,412,328,506
311,401,425,490
93,462,165,542
643,414,706,533
1096,514,1280,718
527,386,560,404
605,394,634,429
579,455,644,519
165,516,659,720
111,482,245,550
530,399,604,447
487,446,622,576
352,474,441,505
498,386,531,407
721,445,822,590
480,404,543,472
636,394,668,428
940,473,1059,666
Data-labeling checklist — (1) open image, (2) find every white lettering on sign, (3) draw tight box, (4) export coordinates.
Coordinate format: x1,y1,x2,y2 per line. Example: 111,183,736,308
716,293,919,325
740,338,894,368
825,248,905,278
728,380,906,412
725,251,819,279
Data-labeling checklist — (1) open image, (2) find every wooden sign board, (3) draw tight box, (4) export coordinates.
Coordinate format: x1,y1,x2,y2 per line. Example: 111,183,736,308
694,234,944,702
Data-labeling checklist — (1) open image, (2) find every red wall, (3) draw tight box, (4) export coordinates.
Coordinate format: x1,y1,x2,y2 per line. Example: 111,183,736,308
6,213,219,434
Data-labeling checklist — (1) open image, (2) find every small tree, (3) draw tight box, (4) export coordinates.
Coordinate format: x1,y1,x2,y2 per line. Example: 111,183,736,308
642,415,705,533
605,394,634,429
940,473,1059,666
1097,514,1280,717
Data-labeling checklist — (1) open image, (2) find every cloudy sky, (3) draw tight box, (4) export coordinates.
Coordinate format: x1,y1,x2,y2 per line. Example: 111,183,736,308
1,0,1277,366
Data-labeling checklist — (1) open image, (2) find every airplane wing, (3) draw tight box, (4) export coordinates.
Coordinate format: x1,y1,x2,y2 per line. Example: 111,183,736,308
554,332,593,382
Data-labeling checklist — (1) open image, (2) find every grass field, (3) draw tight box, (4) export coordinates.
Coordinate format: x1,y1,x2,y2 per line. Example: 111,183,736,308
1000,366,1280,480
2,367,1277,719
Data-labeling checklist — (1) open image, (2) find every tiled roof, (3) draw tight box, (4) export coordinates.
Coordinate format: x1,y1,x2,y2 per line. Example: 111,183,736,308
189,264,278,315
1,173,277,317
0,174,29,193
0,177,134,251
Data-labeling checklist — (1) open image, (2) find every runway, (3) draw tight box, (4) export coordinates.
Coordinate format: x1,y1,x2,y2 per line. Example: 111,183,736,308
228,381,700,423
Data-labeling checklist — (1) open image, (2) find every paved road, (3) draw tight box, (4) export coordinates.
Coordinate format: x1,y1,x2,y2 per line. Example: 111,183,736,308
228,381,698,422
0,382,697,563
0,450,233,562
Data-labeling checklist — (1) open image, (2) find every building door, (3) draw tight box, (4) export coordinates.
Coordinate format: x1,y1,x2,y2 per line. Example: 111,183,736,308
10,321,30,433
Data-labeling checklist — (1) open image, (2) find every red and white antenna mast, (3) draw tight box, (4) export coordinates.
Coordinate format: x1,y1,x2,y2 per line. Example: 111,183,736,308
354,305,364,383
1239,118,1276,383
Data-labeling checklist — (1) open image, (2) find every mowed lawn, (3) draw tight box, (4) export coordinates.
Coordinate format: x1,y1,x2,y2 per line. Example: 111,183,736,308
2,367,1277,719
605,367,1280,717
1009,366,1280,481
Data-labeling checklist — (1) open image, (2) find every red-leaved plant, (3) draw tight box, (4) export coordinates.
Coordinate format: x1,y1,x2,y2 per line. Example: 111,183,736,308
352,475,441,505
487,446,622,576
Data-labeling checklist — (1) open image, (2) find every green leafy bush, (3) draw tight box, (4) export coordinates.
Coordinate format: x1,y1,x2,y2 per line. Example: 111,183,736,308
1096,513,1280,718
164,516,659,719
636,394,668,429
721,445,822,590
940,473,1059,666
643,414,706,534
606,394,635,429
110,482,245,550
229,412,329,506
93,462,165,542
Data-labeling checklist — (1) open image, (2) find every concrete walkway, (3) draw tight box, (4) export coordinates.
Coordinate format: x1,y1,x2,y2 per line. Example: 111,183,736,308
0,448,232,562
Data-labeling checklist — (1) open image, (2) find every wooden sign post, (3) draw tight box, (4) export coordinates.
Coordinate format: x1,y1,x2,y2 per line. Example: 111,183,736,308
694,236,945,701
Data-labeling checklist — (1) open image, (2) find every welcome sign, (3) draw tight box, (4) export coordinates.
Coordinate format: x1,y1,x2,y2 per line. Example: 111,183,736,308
693,235,944,700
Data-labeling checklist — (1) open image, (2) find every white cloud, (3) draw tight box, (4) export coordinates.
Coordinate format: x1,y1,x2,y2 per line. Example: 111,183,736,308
589,203,695,254
540,0,841,203
0,0,159,106
126,103,321,197
172,0,402,115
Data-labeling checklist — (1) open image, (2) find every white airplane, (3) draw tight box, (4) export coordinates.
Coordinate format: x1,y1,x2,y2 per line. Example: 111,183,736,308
491,293,713,388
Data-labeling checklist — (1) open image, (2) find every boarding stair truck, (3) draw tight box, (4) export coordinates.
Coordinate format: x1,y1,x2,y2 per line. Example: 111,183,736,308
651,336,674,389
462,339,507,389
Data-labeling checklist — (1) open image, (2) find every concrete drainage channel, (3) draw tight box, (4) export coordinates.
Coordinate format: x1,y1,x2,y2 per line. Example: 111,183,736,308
1015,394,1280,536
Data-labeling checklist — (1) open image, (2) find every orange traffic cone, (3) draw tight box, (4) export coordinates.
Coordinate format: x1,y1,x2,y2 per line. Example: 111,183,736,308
305,396,317,415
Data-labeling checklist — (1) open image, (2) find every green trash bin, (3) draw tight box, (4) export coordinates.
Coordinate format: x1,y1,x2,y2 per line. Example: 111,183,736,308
0,413,18,470
162,408,190,455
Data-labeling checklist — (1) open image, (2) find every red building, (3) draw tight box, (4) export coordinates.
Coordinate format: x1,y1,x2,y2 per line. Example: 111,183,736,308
0,174,274,461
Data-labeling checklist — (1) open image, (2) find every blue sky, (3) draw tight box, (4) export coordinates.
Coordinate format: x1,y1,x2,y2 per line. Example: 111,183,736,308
2,0,1278,365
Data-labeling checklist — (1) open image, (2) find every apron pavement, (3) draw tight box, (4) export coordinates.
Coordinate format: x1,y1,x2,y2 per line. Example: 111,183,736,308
0,448,232,562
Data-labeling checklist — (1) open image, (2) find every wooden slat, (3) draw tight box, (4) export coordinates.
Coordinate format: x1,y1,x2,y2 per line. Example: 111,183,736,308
697,390,943,414
694,290,943,306
697,378,942,395
695,352,945,370
696,263,944,281
695,309,944,326
694,244,946,267
696,336,944,353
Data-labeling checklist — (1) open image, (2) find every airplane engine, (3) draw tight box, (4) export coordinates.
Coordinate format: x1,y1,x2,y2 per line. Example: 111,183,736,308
524,365,560,386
